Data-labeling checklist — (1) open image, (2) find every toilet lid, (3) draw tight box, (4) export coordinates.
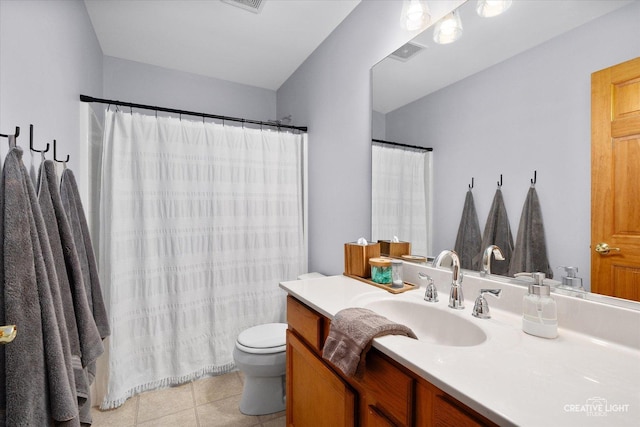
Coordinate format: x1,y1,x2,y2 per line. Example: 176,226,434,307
236,323,287,354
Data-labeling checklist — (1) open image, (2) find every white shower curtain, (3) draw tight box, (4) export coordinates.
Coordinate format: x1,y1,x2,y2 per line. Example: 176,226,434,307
371,144,432,257
98,110,306,408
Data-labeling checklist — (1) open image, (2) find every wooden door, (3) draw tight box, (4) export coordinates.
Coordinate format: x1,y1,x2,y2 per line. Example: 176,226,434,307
591,57,640,301
286,330,356,427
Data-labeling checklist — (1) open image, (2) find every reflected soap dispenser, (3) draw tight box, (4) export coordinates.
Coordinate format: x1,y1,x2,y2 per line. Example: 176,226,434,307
522,272,558,339
559,266,584,291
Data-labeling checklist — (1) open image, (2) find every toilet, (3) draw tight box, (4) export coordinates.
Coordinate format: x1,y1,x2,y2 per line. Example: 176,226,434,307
233,322,287,415
233,273,324,415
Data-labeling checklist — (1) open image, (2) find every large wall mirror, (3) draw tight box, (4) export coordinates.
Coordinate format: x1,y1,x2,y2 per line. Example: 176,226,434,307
372,0,640,305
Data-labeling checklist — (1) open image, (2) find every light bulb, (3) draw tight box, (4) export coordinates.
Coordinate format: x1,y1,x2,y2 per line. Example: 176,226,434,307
476,0,512,18
433,11,463,44
401,0,430,31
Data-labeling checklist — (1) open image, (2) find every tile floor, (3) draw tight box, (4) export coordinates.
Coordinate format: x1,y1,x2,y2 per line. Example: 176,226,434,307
91,371,285,427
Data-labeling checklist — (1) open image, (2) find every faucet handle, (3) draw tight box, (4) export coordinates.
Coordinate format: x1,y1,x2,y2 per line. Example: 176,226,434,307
472,288,502,319
419,273,438,303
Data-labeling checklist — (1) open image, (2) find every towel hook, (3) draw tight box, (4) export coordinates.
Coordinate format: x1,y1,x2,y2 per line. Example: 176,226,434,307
53,140,70,163
0,126,20,148
531,170,537,187
497,174,503,188
29,125,50,156
469,177,474,190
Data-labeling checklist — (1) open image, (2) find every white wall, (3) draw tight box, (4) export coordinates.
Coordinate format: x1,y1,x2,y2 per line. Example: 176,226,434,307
0,0,103,201
277,0,464,275
103,56,277,122
384,1,640,290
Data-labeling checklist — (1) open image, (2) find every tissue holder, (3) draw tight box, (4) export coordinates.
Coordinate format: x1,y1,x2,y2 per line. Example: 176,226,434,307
344,242,380,278
378,240,411,258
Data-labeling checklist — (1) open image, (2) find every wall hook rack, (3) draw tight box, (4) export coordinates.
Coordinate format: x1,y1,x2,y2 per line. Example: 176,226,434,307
497,174,503,188
469,177,474,190
531,170,537,186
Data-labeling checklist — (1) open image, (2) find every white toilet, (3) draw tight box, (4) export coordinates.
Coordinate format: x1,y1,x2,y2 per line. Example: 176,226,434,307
233,322,287,415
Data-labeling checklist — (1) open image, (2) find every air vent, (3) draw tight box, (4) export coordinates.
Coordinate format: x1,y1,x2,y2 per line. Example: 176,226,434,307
221,0,265,14
390,42,425,62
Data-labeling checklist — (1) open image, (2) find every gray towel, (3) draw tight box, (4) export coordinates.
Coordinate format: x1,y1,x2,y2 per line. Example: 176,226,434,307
480,189,513,276
60,168,110,342
509,187,553,278
1,147,79,426
454,190,482,271
322,308,416,377
38,160,105,424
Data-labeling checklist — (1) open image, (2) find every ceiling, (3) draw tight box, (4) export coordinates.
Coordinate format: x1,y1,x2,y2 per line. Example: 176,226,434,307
84,0,361,91
373,0,634,114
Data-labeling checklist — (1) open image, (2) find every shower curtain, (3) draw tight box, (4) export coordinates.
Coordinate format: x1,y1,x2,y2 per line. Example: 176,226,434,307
98,110,306,408
371,144,432,257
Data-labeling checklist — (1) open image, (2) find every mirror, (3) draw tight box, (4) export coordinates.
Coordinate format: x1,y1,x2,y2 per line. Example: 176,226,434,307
372,0,638,303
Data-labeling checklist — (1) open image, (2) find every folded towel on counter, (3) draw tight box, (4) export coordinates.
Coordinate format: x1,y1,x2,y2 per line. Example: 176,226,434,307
322,308,417,377
480,188,513,276
509,186,553,278
39,160,105,424
1,147,79,426
454,190,482,271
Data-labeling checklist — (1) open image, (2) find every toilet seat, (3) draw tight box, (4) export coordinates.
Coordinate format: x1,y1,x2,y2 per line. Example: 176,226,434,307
235,323,287,354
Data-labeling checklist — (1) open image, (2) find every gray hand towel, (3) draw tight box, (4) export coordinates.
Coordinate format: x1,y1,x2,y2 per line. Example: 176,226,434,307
322,307,417,377
480,188,513,276
39,160,105,424
454,190,482,271
1,147,79,426
508,186,553,278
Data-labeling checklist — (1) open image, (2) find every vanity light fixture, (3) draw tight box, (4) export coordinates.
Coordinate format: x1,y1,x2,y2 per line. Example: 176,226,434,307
433,10,463,45
476,0,512,18
401,0,431,31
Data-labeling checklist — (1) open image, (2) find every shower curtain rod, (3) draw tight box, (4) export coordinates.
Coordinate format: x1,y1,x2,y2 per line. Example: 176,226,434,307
79,95,308,132
372,139,433,151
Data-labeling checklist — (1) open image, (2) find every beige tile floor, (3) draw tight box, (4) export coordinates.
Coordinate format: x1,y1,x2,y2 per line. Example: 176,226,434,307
91,371,285,427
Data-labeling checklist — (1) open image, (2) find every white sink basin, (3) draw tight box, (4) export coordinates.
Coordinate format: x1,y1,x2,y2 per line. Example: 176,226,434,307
363,298,487,347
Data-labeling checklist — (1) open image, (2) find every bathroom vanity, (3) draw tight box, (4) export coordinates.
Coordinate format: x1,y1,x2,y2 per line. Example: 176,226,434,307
280,269,640,426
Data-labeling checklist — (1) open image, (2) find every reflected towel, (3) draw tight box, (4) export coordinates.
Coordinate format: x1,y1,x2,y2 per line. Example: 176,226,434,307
454,190,482,271
480,189,513,276
39,160,104,424
1,147,79,425
509,186,553,278
322,308,417,377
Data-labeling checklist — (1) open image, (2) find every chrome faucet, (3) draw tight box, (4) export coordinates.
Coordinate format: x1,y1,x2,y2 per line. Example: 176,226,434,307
480,245,505,277
432,250,464,309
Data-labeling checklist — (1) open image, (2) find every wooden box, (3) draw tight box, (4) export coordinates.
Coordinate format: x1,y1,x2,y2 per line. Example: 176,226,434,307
378,240,411,258
344,242,380,278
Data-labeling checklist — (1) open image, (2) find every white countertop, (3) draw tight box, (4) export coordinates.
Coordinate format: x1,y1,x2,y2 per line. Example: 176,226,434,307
280,274,640,426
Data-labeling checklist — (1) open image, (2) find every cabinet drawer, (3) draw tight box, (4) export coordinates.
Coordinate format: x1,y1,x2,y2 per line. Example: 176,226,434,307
358,351,413,426
287,296,323,352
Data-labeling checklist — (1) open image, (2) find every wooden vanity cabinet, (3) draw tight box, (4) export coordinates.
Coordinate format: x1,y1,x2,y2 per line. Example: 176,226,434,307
285,296,497,427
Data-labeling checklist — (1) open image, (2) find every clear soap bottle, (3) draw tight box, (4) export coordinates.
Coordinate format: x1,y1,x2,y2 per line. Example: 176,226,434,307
522,272,558,339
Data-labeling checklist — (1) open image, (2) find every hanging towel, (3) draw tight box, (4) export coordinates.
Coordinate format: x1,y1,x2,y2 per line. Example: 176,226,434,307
454,190,482,271
39,160,105,424
0,147,79,426
322,308,417,377
480,188,513,276
509,186,553,278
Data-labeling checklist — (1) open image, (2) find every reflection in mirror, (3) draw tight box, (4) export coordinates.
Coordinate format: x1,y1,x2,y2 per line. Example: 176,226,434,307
372,0,640,303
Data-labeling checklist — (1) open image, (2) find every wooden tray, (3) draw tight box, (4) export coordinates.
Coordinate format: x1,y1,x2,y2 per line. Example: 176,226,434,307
344,274,417,294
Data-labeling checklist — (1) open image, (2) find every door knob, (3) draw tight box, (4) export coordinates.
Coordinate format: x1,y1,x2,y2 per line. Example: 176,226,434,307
595,242,621,255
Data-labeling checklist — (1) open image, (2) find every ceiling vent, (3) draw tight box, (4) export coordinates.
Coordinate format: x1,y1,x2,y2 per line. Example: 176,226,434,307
221,0,265,14
390,42,425,62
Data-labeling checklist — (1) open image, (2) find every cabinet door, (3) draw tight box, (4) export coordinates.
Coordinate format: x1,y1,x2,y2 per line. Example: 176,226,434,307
366,405,396,427
286,330,356,427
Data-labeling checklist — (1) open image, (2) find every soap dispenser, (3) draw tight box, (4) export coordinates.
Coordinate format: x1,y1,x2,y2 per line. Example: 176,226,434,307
522,272,558,339
559,266,584,291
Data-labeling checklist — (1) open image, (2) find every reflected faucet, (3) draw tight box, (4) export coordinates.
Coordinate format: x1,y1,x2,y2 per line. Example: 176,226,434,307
480,245,505,277
432,250,464,309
